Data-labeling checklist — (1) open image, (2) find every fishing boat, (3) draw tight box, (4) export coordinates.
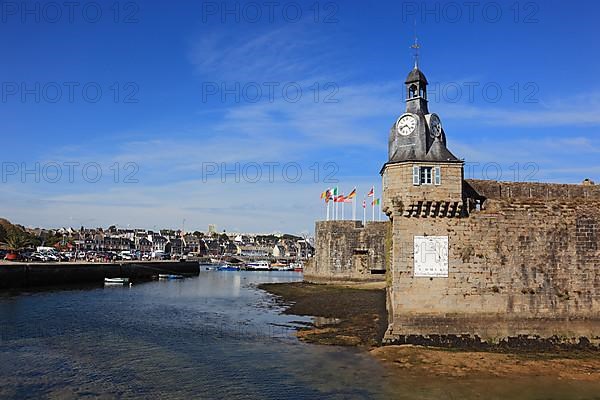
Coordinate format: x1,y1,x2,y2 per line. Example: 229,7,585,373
290,262,304,272
271,262,294,271
245,260,270,271
158,274,184,280
104,277,130,284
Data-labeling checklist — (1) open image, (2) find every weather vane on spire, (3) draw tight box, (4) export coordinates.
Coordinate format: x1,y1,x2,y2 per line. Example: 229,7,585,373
411,20,420,69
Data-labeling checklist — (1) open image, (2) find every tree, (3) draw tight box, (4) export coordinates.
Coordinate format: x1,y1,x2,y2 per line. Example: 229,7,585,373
4,230,31,252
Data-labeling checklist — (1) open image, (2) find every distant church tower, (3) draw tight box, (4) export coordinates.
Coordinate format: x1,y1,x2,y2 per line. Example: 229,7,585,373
382,48,465,218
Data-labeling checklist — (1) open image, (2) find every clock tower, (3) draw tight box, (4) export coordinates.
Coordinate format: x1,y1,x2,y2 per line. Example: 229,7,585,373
381,61,465,218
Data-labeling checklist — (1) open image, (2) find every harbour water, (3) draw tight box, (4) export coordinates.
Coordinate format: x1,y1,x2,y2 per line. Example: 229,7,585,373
1,271,599,399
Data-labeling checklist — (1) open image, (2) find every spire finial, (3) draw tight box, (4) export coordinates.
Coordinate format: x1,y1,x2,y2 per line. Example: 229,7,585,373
411,20,420,69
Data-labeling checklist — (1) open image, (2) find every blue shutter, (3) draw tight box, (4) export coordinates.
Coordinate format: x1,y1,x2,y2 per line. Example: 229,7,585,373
434,166,441,185
413,166,420,186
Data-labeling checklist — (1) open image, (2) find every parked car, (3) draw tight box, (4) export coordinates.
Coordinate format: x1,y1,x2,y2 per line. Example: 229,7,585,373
30,252,49,262
43,252,59,262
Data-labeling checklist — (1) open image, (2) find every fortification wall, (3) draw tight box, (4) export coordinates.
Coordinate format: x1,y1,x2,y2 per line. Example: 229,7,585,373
386,180,600,347
466,179,600,200
305,220,390,283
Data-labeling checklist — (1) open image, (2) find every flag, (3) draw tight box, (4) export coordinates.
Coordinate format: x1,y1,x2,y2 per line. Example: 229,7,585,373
367,187,374,197
320,188,329,199
362,200,366,208
332,187,339,196
371,198,380,206
347,188,357,199
325,190,333,203
334,195,345,203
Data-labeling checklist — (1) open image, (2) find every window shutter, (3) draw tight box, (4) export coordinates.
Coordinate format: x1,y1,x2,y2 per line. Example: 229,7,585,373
413,166,420,186
434,166,441,185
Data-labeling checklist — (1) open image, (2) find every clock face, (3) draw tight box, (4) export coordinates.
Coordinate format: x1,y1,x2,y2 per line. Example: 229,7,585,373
396,114,417,136
429,114,442,137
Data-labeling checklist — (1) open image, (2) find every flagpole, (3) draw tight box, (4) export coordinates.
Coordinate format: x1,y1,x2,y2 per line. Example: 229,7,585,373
378,201,382,221
334,198,337,221
363,198,366,226
342,199,345,221
352,197,356,221
326,200,330,221
372,187,375,222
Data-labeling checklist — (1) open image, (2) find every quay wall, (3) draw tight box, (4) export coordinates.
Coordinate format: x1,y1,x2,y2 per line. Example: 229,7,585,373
0,261,200,289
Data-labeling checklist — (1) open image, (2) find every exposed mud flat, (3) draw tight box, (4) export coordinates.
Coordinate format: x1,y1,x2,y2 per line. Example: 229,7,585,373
372,345,600,382
260,281,600,382
258,281,387,347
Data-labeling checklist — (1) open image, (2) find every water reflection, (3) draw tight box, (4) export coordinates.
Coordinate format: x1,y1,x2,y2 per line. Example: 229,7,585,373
0,271,599,399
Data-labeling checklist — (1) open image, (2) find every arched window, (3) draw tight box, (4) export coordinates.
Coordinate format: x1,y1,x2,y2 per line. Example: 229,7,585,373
409,84,417,98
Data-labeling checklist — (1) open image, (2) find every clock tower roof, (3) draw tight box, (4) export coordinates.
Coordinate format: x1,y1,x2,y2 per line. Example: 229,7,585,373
405,67,428,84
425,137,460,162
385,63,462,168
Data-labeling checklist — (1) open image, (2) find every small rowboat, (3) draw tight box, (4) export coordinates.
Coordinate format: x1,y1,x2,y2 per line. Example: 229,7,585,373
158,274,184,279
104,277,130,284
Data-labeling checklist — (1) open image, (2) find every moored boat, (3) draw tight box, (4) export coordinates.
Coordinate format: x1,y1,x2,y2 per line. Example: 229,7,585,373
158,274,184,279
290,262,304,272
217,264,240,271
104,277,130,284
245,260,270,271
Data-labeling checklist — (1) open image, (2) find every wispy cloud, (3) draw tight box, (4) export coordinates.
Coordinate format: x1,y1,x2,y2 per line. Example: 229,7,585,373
7,24,600,232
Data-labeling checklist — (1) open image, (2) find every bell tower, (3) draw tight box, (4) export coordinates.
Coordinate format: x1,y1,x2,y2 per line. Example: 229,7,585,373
381,41,465,219
405,67,429,115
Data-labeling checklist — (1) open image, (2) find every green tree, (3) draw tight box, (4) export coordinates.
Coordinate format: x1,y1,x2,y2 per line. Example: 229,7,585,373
4,230,31,252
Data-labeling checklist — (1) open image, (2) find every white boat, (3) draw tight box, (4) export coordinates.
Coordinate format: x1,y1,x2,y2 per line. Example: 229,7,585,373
290,262,304,272
245,261,271,271
276,265,295,271
104,277,130,284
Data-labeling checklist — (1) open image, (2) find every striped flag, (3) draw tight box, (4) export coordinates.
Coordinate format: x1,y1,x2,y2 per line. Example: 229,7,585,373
367,187,374,197
372,198,380,206
347,187,357,199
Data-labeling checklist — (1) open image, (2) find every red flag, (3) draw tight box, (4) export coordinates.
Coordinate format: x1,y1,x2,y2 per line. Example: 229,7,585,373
367,187,374,197
362,200,366,208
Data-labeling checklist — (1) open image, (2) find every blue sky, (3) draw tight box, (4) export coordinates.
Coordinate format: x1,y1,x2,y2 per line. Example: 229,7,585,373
1,0,599,234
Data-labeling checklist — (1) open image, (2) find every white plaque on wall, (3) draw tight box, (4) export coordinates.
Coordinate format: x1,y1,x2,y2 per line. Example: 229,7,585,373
414,236,449,277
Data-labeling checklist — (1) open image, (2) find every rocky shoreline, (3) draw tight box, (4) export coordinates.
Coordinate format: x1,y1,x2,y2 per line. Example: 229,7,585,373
260,282,600,382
